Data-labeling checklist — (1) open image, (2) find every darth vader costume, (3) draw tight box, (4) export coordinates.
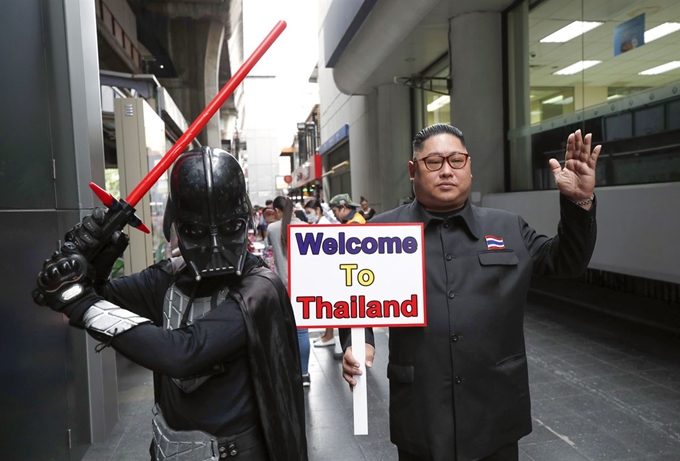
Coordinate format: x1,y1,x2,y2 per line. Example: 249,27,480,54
34,147,308,461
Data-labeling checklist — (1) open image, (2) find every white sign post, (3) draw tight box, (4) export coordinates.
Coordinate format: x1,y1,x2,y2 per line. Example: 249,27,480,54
288,223,426,435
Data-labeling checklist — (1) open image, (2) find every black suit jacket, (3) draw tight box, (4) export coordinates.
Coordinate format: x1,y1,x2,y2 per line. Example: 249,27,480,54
369,196,596,460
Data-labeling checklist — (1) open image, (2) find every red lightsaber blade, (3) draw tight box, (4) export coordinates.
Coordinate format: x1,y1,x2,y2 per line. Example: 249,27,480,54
82,20,287,259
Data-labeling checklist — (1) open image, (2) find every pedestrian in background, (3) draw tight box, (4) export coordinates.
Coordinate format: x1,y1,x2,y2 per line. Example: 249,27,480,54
267,195,312,387
304,198,337,348
342,124,600,461
359,196,376,221
328,193,366,224
304,199,332,225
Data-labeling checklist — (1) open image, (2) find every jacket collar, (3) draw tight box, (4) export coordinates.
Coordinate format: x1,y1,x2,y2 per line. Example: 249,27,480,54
409,199,481,240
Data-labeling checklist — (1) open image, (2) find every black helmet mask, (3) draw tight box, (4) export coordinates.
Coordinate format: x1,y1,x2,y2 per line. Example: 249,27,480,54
163,147,253,279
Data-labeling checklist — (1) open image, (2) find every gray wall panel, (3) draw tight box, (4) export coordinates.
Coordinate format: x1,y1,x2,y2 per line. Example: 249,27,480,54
0,0,57,209
0,0,112,458
483,183,680,284
0,211,69,459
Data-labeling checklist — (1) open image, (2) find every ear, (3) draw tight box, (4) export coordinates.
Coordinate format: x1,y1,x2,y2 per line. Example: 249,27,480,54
408,161,416,180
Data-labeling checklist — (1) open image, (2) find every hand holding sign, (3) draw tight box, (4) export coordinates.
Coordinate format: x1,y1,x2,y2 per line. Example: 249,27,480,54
342,344,375,390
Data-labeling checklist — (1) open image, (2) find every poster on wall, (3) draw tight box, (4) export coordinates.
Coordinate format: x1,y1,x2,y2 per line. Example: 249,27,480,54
614,13,645,56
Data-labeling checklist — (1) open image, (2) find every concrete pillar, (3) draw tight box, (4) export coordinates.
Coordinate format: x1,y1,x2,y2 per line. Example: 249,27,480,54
204,21,225,148
506,2,533,191
375,83,412,212
164,19,225,147
449,12,505,203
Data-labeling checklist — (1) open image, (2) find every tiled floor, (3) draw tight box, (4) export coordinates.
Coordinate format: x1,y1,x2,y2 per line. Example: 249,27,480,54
82,293,680,461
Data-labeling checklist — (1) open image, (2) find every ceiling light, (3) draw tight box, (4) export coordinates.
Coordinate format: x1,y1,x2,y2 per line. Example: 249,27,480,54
553,60,602,75
607,94,624,101
638,61,680,75
542,95,564,104
644,22,680,42
543,95,574,105
540,21,603,43
427,95,450,112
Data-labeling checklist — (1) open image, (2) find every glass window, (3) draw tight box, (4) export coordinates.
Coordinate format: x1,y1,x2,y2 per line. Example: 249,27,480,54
412,56,451,132
507,0,680,191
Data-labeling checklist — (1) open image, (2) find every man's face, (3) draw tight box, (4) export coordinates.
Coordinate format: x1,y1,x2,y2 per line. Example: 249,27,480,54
408,133,471,212
331,206,347,221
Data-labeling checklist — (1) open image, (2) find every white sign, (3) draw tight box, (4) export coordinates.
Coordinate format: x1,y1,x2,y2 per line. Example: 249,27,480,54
288,223,427,329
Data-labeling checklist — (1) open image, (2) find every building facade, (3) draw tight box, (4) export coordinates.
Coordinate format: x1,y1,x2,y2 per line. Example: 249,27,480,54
316,0,680,300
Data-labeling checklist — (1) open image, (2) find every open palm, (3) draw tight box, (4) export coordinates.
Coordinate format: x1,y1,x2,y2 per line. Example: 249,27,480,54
549,129,601,201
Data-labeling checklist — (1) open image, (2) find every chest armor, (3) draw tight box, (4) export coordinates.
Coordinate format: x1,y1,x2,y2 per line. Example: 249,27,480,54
163,283,229,393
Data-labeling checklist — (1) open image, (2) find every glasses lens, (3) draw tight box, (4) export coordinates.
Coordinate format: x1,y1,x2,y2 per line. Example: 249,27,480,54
448,154,467,169
424,157,444,170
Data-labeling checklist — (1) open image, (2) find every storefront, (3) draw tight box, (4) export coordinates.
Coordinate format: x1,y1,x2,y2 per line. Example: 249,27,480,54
319,124,351,201
288,152,323,204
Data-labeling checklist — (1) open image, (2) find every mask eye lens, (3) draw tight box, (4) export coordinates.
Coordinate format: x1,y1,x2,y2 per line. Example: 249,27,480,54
178,223,209,240
218,219,244,235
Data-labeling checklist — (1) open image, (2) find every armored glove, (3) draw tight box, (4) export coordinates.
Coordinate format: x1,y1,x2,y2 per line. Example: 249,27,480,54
33,242,99,321
65,207,129,288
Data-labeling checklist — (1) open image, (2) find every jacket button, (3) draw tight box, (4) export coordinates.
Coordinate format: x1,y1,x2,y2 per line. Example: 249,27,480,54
447,291,455,299
454,376,462,384
451,334,458,342
445,254,452,261
443,222,449,228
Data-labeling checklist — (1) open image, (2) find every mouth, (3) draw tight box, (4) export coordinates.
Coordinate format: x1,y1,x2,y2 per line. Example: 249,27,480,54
437,183,457,190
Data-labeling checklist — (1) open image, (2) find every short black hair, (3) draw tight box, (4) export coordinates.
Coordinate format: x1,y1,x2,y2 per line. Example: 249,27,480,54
412,124,465,155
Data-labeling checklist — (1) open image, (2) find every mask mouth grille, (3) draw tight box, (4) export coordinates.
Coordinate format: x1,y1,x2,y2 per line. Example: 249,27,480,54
201,250,235,274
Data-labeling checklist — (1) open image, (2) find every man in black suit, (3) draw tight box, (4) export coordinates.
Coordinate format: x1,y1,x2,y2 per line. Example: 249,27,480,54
341,124,600,461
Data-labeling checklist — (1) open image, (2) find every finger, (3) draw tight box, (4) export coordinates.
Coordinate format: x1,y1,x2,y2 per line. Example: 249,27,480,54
342,353,362,375
589,144,602,168
342,370,357,387
344,348,357,367
574,129,583,154
565,133,576,161
581,132,593,162
549,158,562,176
92,207,107,224
365,345,375,368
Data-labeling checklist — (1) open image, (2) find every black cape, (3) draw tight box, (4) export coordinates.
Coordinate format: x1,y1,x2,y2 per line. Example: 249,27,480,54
229,259,308,460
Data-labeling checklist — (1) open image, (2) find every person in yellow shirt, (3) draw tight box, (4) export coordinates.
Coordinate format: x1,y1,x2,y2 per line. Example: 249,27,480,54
328,193,367,224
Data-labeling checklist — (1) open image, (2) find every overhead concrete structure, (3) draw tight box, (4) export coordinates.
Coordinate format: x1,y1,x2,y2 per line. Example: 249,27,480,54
100,0,244,147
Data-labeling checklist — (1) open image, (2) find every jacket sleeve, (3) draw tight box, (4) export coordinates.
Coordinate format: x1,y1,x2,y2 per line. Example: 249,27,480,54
95,260,174,325
106,298,247,379
523,194,597,278
339,327,375,351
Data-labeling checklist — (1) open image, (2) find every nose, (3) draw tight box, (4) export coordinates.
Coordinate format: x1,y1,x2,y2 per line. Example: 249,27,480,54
439,162,455,176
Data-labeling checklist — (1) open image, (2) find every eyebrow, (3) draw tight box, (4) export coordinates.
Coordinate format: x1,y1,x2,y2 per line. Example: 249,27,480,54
414,151,466,159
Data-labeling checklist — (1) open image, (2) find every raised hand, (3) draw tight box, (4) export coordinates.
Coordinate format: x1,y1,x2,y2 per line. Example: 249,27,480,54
65,207,129,286
549,129,601,203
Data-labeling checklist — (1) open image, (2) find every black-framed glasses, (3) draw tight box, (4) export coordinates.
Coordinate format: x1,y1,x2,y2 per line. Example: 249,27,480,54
414,152,469,171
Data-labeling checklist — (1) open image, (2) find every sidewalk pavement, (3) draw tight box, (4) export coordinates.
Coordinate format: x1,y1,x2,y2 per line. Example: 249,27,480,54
83,293,680,460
